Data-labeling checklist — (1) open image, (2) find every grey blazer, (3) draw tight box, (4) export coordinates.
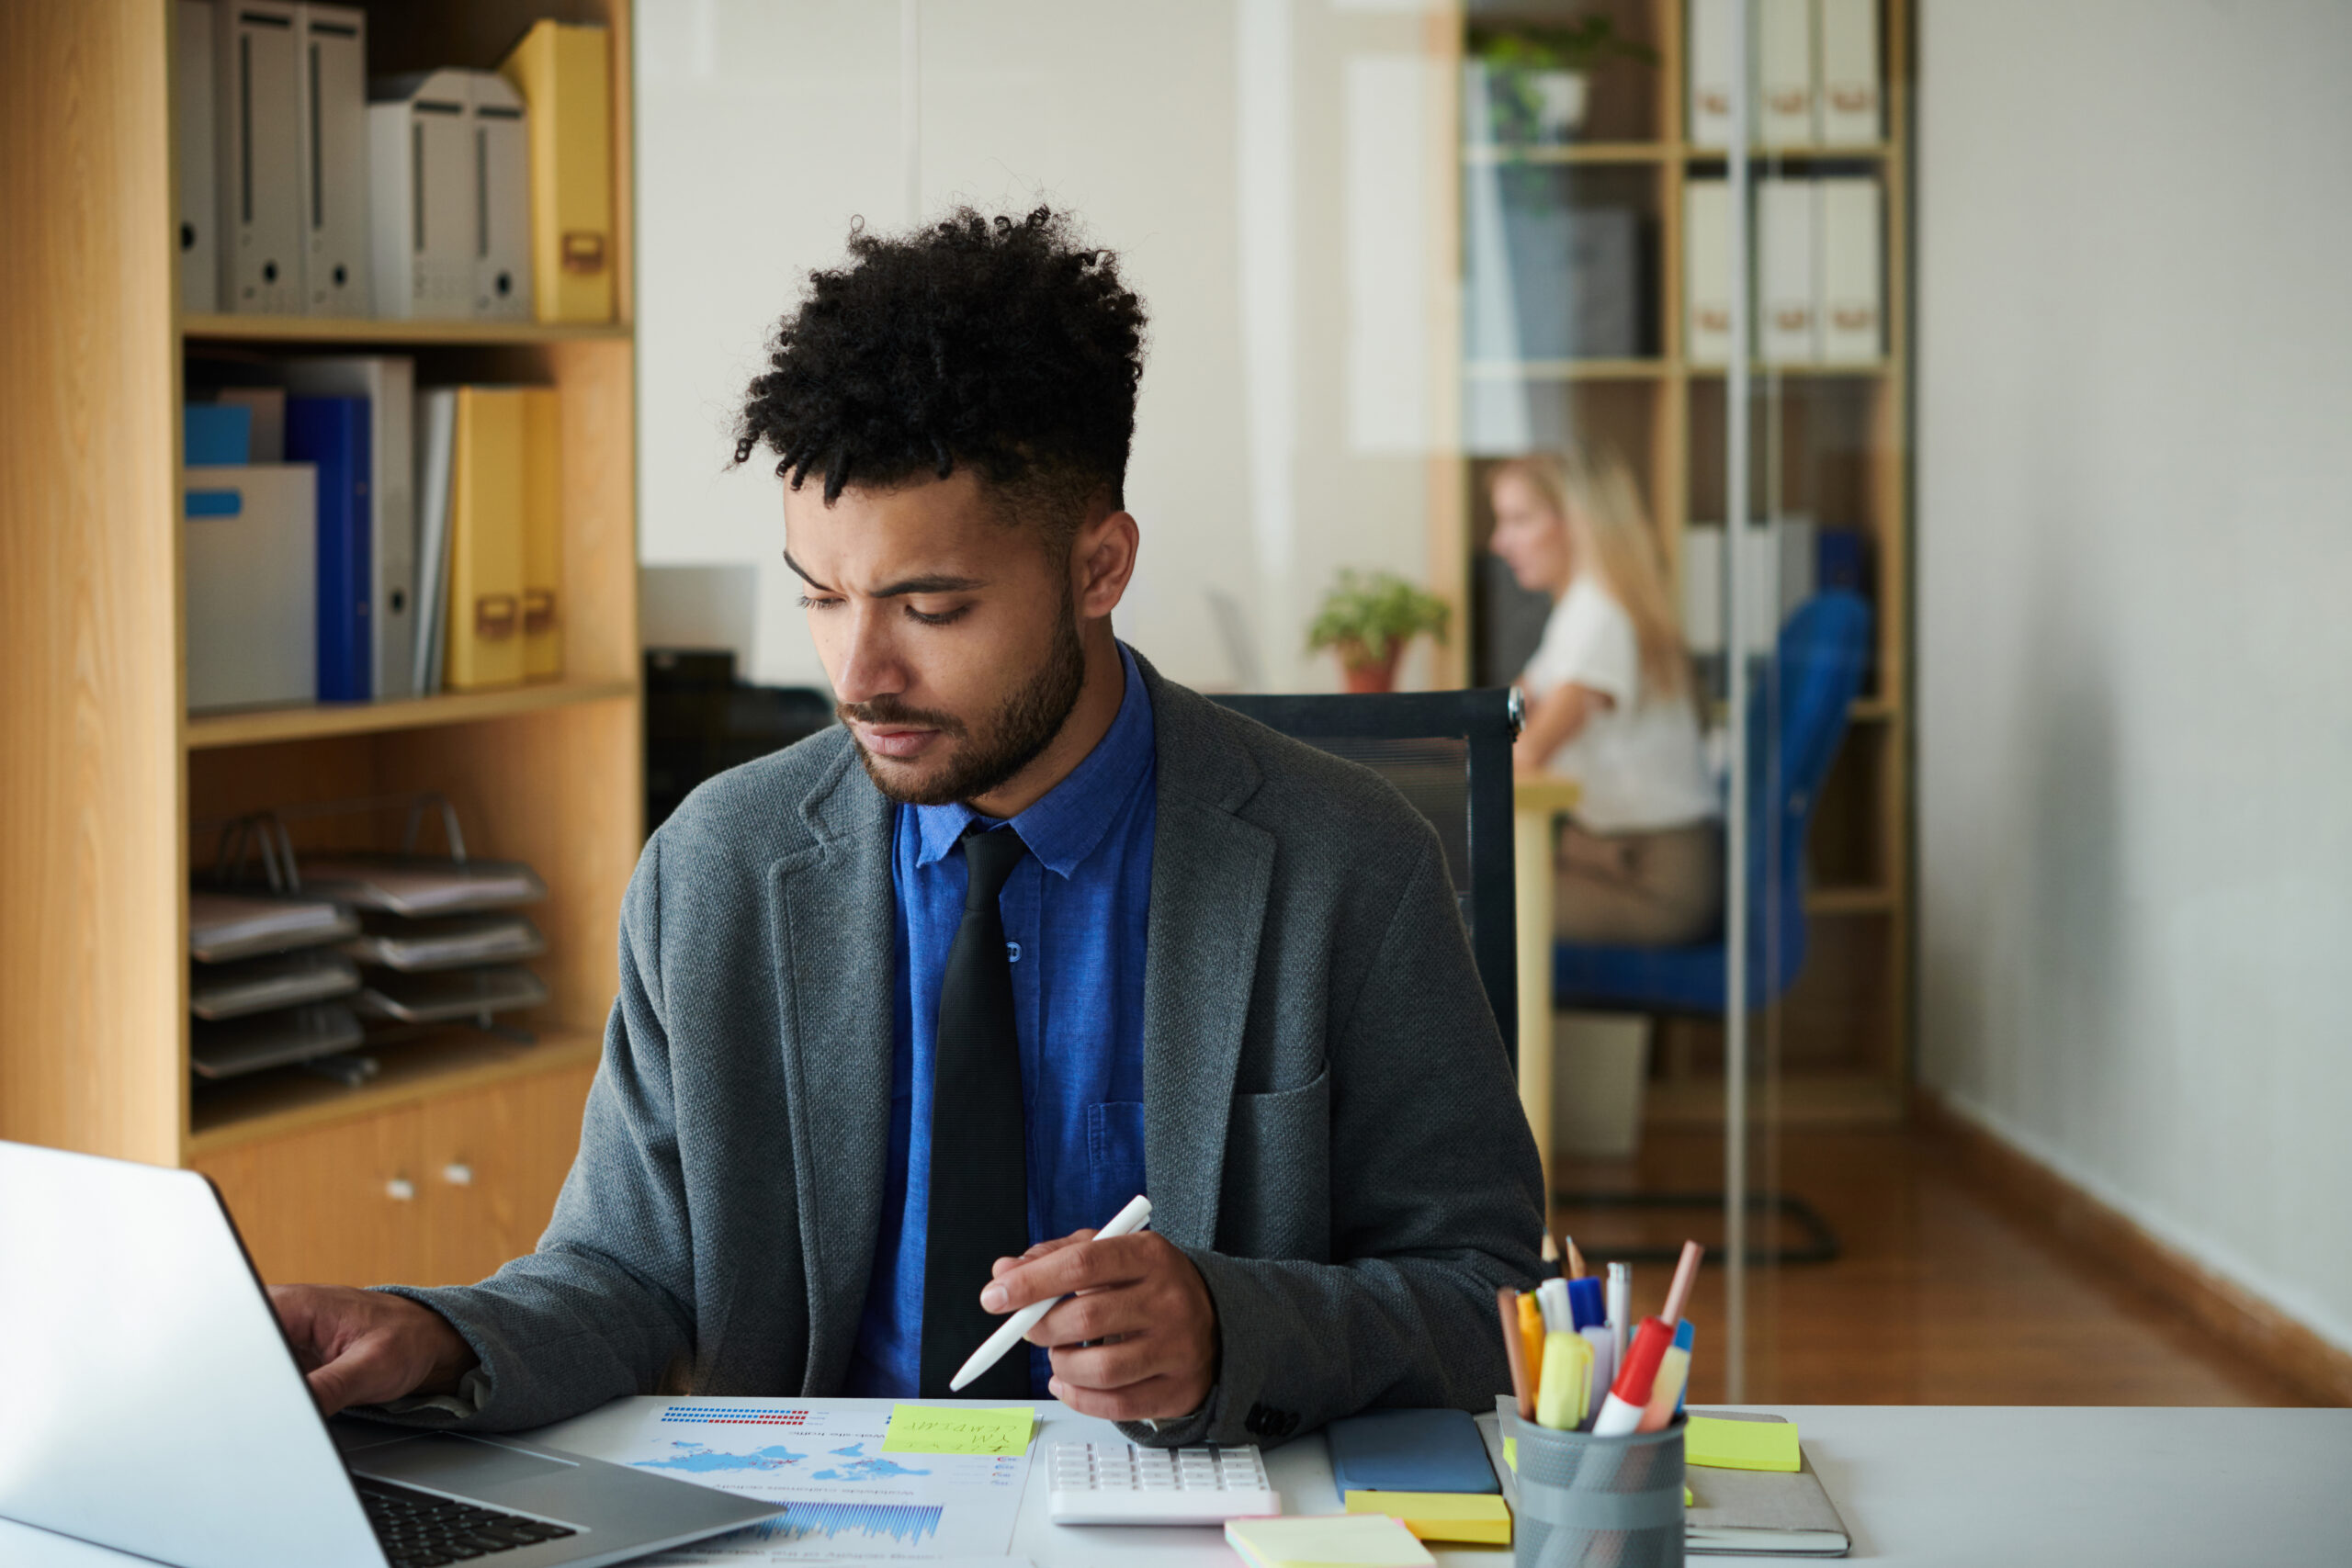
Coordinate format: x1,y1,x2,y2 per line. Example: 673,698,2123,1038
385,659,1544,1447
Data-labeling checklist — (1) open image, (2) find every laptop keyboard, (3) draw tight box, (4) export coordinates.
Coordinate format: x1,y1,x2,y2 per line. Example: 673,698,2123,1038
355,1475,580,1566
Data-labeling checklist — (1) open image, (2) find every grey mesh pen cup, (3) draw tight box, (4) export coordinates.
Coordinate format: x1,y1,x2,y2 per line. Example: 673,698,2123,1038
1508,1411,1685,1568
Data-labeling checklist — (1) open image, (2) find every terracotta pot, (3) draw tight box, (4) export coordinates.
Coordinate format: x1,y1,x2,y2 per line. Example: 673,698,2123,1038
1340,644,1401,694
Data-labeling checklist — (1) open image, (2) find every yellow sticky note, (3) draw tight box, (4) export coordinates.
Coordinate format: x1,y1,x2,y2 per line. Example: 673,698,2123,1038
1345,1490,1512,1546
877,1403,1034,1456
1685,1416,1801,1472
1227,1514,1434,1567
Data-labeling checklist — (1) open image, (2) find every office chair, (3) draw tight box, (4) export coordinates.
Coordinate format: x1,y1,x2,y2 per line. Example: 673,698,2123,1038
1546,590,1872,1265
1208,688,1522,1066
1551,591,1873,1012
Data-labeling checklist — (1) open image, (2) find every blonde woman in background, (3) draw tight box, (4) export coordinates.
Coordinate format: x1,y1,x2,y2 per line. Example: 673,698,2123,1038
1490,446,1722,945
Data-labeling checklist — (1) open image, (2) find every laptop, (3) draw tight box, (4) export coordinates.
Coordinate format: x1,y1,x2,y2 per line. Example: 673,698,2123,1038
0,1138,781,1568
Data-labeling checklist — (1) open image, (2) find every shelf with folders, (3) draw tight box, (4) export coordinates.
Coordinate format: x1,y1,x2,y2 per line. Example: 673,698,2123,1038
173,4,621,333
1441,0,1913,1119
1,1,641,1289
180,314,632,346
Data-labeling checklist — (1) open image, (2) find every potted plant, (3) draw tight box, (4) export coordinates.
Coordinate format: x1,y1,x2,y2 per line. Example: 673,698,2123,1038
1307,571,1452,694
1471,17,1658,145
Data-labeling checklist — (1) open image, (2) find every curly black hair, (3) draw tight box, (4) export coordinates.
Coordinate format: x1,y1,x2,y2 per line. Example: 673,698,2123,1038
734,207,1148,544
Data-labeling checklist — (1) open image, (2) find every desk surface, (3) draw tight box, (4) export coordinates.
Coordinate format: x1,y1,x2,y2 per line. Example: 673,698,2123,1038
7,1403,2349,1567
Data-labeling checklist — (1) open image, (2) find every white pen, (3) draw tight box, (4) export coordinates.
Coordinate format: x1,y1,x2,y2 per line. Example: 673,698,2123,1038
948,1193,1153,1393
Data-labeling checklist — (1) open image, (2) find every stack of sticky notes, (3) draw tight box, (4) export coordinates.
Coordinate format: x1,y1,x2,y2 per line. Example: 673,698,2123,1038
1685,1415,1802,1472
1225,1515,1434,1568
1343,1491,1512,1546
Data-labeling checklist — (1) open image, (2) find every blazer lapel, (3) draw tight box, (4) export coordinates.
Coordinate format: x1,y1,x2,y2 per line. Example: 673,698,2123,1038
771,744,898,1388
1138,666,1274,1253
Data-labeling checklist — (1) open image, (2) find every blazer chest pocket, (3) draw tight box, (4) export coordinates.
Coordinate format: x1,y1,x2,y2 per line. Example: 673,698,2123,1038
1219,1069,1331,1261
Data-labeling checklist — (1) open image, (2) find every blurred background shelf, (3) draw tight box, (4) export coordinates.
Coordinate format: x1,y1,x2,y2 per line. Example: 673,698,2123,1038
180,312,632,346
188,1028,603,1155
2,0,641,1289
188,677,637,750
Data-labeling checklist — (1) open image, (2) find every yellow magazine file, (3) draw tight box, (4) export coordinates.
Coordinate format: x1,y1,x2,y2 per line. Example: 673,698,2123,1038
446,388,528,690
521,387,564,679
499,21,614,324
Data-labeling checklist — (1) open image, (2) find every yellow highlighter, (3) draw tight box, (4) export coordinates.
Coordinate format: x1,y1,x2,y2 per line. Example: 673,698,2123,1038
1517,1292,1547,1402
1535,1331,1593,1430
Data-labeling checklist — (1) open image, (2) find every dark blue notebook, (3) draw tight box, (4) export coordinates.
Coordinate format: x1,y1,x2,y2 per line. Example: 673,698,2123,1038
1325,1407,1500,1495
287,396,372,703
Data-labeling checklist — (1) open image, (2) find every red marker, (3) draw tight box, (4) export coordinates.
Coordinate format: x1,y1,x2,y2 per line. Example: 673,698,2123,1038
1590,1316,1674,1437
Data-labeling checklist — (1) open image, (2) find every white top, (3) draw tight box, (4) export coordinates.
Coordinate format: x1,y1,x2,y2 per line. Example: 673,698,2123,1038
1521,576,1718,834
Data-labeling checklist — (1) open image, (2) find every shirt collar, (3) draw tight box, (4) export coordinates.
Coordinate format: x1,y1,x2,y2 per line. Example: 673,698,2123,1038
911,643,1155,878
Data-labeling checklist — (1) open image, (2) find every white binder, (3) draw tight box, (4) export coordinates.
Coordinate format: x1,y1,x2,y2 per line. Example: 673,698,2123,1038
1686,0,1736,149
299,4,370,316
183,466,317,711
1817,0,1883,146
1683,178,1733,367
284,356,417,696
175,1,219,311
1817,177,1883,364
470,73,535,321
1758,177,1818,365
412,388,458,694
215,0,303,313
368,71,474,319
1758,0,1815,147
1681,522,1818,658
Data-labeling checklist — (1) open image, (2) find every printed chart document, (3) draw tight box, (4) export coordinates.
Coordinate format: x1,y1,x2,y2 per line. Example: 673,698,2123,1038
621,1399,1034,1564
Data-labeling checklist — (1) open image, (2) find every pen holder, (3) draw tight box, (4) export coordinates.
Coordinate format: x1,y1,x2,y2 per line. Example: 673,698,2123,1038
1507,1411,1685,1568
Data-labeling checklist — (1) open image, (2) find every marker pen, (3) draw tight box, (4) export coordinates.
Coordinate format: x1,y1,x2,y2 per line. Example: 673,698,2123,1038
1536,1277,1574,1334
1517,1291,1547,1401
1636,1319,1696,1433
1535,1331,1593,1431
1579,1324,1616,1424
1590,1316,1673,1438
1606,1262,1632,1366
1567,1276,1605,1331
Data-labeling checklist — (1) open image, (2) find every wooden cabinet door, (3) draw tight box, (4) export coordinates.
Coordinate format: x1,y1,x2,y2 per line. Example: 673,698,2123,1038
195,1106,431,1287
415,1064,597,1287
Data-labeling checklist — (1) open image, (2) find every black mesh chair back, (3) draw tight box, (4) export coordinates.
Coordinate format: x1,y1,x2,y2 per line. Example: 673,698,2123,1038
1209,690,1521,1065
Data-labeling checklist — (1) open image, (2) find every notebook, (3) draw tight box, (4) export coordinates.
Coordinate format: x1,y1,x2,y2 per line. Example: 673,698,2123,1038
1325,1408,1499,1496
1685,1411,1850,1557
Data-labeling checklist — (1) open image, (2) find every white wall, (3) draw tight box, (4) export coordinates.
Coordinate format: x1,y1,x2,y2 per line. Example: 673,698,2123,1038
634,0,1451,693
1917,0,2352,1351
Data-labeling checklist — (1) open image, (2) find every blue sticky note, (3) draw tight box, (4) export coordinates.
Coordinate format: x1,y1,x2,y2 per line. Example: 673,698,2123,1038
185,403,252,466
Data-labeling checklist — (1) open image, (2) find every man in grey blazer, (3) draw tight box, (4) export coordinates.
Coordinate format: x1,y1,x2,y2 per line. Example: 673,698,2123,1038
274,208,1544,1449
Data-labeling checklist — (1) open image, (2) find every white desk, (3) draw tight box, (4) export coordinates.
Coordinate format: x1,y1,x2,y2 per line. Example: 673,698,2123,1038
7,1404,2349,1566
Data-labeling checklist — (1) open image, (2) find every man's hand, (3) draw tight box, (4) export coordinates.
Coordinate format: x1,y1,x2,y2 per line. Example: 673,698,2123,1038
983,1229,1218,1422
270,1283,479,1416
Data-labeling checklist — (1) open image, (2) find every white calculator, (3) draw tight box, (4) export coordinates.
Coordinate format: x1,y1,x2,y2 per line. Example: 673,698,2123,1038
1046,1440,1280,1526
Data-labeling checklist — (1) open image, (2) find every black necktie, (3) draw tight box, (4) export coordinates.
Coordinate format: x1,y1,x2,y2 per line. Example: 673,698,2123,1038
920,823,1032,1397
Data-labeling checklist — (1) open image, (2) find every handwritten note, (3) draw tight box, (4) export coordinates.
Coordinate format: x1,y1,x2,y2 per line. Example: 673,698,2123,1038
878,1403,1035,1457
1685,1415,1801,1472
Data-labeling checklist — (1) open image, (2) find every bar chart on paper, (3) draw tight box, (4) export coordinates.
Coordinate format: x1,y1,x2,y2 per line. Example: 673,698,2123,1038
625,1399,1031,1563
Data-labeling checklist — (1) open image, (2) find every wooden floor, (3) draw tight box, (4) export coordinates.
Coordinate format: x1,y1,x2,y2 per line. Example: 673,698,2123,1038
1552,1124,2315,1407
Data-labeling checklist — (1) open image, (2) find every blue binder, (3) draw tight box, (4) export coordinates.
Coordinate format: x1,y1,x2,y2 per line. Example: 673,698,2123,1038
286,397,372,703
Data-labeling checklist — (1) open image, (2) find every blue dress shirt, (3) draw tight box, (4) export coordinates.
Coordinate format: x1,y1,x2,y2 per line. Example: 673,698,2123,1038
845,644,1157,1396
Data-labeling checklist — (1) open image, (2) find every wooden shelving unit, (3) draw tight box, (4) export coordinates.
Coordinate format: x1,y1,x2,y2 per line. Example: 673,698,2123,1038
1,1,640,1289
1436,0,1914,1125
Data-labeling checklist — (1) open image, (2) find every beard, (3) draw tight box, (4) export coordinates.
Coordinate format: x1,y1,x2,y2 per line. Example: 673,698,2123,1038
839,599,1088,808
